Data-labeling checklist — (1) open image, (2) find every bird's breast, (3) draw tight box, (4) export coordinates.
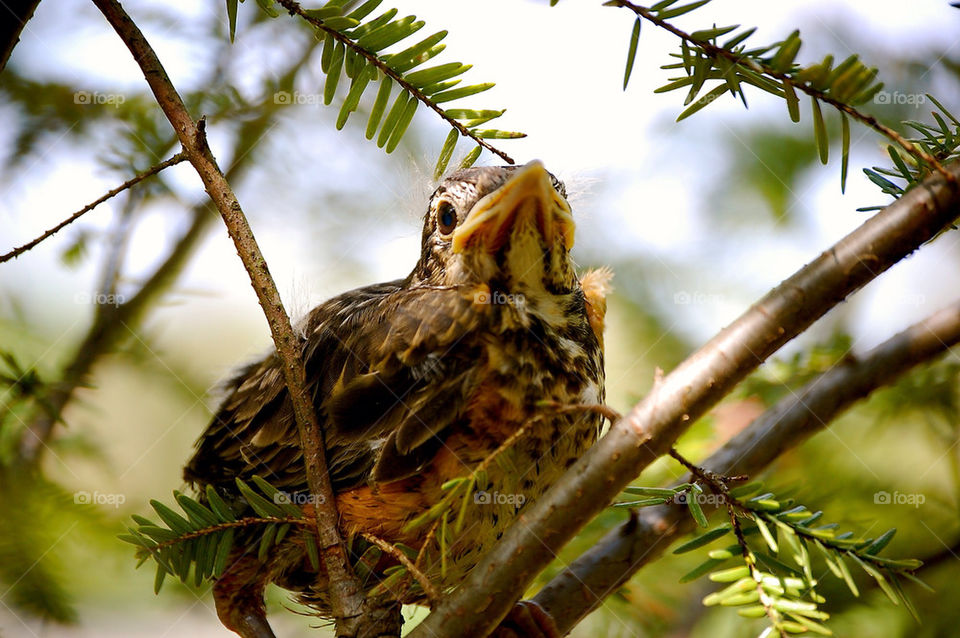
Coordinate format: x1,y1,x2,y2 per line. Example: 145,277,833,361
330,285,605,600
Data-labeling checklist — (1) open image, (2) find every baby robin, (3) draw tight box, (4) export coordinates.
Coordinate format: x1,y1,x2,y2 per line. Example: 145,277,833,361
184,161,611,637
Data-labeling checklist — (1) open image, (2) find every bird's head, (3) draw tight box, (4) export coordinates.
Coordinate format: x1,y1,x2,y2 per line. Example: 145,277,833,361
410,161,578,298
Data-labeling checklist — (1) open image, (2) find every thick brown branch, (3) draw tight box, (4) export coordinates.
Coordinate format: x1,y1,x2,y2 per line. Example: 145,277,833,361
90,1,373,635
411,158,960,637
0,153,186,264
535,299,960,633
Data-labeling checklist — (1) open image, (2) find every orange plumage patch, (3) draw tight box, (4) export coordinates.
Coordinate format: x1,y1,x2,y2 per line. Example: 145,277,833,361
580,267,613,346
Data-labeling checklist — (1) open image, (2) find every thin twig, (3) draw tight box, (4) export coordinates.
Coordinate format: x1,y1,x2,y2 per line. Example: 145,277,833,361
360,532,440,606
612,0,955,185
18,37,318,465
0,153,186,264
145,516,311,553
668,448,746,489
467,400,599,479
477,418,534,474
404,401,598,563
725,502,788,638
415,517,441,570
537,400,623,424
90,1,375,635
475,401,622,474
276,0,516,165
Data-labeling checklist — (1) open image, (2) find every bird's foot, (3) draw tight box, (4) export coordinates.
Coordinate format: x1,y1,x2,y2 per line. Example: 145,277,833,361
491,600,561,638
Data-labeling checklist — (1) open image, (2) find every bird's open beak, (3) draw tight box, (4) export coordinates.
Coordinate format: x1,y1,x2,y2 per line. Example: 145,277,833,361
452,161,575,254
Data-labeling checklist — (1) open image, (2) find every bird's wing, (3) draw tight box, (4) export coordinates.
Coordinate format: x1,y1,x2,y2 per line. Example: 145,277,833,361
183,280,486,493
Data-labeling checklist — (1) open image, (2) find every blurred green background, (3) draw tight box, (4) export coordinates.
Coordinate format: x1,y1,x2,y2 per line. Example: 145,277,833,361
1,1,959,636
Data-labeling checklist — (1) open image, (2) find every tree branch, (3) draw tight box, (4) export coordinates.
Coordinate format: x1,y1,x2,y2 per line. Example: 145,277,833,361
535,298,960,634
359,532,440,606
0,153,186,264
276,0,516,165
0,0,41,73
18,29,314,468
89,1,377,635
411,158,960,637
611,0,954,184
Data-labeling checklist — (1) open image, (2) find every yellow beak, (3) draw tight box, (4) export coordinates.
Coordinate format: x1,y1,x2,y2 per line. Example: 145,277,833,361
452,161,575,254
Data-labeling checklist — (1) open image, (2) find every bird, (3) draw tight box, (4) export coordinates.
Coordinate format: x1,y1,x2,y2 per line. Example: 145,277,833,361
183,161,612,638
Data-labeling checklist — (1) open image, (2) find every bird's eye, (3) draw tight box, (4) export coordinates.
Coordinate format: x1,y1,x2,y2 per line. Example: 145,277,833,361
437,202,457,236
